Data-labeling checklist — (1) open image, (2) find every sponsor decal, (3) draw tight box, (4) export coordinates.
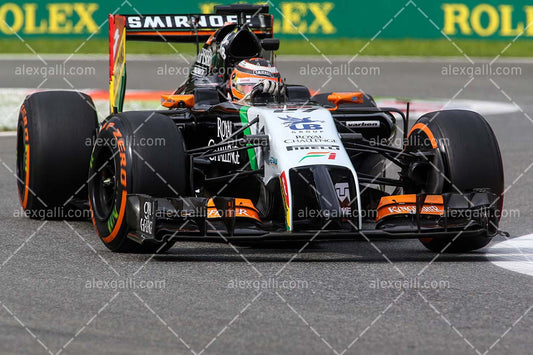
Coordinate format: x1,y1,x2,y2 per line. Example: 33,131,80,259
197,47,213,67
268,156,278,166
126,14,263,29
107,206,119,233
219,32,231,60
273,2,336,35
284,134,336,144
387,205,443,214
139,199,154,236
287,144,339,151
103,122,127,235
253,69,276,76
298,151,336,162
217,117,232,139
207,207,252,219
0,3,99,35
239,60,278,73
208,117,240,164
345,120,380,128
208,139,240,164
191,47,212,78
107,122,127,189
205,198,260,221
237,208,250,217
442,3,533,38
334,182,351,215
335,182,349,201
279,115,324,131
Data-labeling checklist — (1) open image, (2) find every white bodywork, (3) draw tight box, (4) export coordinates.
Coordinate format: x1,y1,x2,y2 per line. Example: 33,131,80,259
246,105,362,230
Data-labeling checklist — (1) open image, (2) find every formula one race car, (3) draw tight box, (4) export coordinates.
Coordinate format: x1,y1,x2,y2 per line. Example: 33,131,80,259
16,5,504,253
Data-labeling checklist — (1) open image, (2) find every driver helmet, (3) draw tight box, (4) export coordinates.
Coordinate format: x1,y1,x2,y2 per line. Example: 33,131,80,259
229,58,281,100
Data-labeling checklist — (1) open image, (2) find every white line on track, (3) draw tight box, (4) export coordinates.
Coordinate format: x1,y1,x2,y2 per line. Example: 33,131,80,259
486,234,533,277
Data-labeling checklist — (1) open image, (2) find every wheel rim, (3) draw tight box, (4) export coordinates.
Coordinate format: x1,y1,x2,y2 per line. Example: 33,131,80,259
92,146,117,220
405,126,445,195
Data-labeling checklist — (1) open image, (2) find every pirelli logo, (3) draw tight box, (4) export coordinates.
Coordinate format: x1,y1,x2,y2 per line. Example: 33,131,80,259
286,145,340,151
125,14,270,30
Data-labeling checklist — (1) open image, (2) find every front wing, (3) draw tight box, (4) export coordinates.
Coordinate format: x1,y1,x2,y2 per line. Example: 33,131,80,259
125,192,498,245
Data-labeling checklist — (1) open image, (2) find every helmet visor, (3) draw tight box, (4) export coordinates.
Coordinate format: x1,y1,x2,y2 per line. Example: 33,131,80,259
234,77,278,95
234,77,261,95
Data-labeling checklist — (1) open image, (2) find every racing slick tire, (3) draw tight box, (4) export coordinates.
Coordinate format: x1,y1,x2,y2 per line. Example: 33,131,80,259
16,91,98,219
88,111,189,253
407,110,503,253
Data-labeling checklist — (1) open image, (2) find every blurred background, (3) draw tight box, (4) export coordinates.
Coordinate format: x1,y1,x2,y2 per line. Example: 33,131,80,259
0,0,531,129
1,0,533,55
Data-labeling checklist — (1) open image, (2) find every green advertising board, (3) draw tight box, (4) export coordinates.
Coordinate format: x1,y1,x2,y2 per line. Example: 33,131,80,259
0,1,532,40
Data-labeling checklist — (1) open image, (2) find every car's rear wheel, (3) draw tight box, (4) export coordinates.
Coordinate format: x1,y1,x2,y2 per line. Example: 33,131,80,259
88,111,189,253
16,91,98,219
406,110,504,253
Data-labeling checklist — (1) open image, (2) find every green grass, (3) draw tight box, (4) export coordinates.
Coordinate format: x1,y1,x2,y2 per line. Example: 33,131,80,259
281,38,533,57
2,38,533,57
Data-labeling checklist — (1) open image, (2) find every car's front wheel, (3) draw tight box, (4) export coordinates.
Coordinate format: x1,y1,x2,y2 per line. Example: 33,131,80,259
406,110,504,253
88,111,189,253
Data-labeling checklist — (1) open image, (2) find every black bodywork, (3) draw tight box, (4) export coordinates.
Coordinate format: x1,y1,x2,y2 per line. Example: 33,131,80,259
121,91,499,244
115,5,500,245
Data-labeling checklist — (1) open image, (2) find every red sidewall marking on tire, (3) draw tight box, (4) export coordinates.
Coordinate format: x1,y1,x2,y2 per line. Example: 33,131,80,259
19,104,30,209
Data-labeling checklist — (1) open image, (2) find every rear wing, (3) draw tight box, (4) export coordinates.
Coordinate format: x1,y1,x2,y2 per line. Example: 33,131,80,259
108,5,274,113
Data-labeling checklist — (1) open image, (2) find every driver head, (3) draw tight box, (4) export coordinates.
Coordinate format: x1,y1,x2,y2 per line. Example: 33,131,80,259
229,58,281,101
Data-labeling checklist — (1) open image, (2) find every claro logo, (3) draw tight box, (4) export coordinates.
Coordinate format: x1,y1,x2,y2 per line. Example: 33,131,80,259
442,3,533,37
0,3,99,34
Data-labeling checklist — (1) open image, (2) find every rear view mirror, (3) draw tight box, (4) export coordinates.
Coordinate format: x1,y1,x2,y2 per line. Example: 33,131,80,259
327,92,363,110
261,38,280,51
161,94,195,108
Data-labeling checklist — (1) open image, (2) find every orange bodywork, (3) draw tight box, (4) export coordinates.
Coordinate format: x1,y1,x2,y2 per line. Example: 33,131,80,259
327,92,364,110
161,94,195,108
206,198,261,222
376,194,444,222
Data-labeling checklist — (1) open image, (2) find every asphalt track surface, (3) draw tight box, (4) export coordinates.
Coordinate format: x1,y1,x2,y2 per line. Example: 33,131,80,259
1,56,533,355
